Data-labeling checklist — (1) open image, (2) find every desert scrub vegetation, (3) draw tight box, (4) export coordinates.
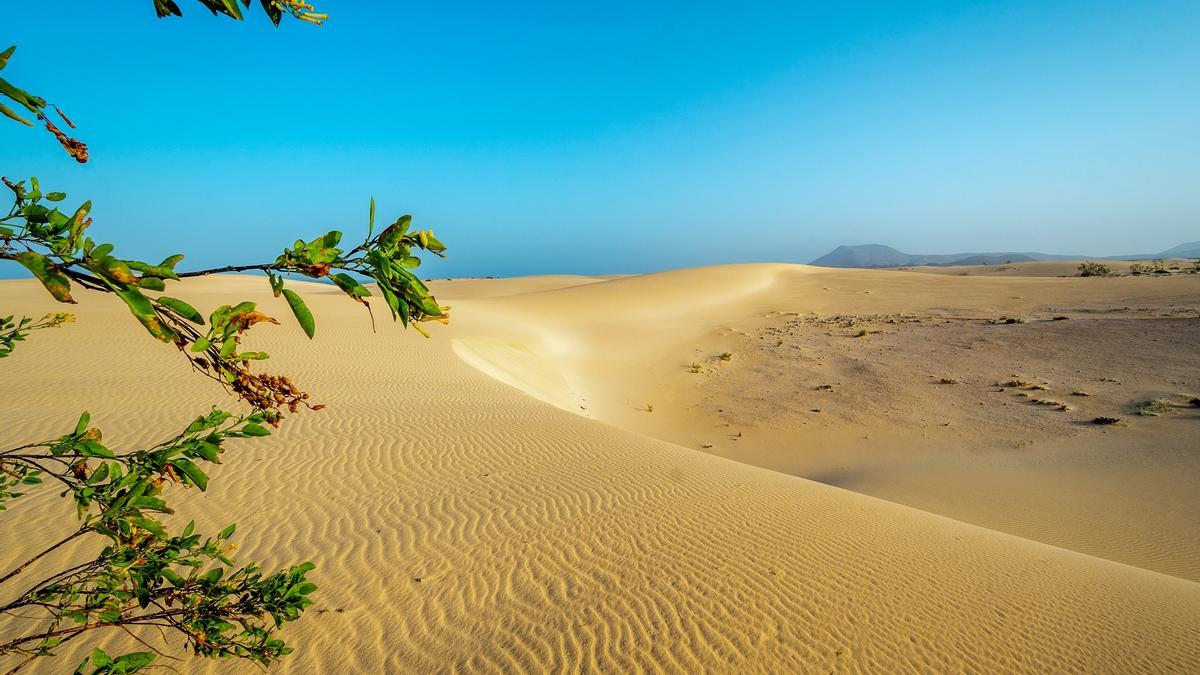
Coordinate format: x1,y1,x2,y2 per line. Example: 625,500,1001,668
718,352,733,361
1135,398,1174,416
990,316,1023,325
0,2,454,673
1076,261,1112,277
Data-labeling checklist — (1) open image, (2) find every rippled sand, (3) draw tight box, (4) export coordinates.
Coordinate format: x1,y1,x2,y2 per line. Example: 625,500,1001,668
2,264,1198,672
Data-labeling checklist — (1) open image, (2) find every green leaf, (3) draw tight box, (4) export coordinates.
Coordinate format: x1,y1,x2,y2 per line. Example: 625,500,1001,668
331,273,371,301
74,411,90,435
129,495,168,512
172,458,208,491
113,652,155,669
282,289,315,338
45,191,67,201
89,462,110,484
114,285,176,342
268,271,284,297
190,336,211,352
218,523,237,539
0,100,32,126
79,441,115,458
90,648,114,668
158,296,204,324
242,423,271,437
0,45,14,71
153,0,183,18
136,276,166,291
14,251,74,303
219,337,237,359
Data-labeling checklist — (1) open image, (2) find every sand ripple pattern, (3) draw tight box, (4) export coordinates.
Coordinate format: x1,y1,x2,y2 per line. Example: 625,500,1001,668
1,276,1198,673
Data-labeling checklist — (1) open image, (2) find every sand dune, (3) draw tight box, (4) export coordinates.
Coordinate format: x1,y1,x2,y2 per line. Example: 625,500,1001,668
2,267,1199,672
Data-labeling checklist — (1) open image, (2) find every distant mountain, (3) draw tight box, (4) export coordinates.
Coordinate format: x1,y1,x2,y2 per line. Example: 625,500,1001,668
810,244,1059,269
1107,241,1200,261
811,241,1200,268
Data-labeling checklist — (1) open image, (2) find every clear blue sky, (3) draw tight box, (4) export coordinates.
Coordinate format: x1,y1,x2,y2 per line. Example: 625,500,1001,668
3,1,1198,277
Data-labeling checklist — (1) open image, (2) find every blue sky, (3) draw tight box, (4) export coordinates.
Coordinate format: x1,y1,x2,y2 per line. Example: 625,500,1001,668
3,1,1198,277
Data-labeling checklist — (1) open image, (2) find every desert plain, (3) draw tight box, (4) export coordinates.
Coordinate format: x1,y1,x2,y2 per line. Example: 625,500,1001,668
2,260,1199,672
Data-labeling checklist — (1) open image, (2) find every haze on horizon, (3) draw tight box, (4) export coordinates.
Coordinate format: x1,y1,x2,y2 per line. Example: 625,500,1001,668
2,0,1197,278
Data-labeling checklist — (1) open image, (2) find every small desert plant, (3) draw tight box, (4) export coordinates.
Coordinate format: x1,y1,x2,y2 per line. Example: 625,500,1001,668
718,352,733,361
1077,261,1112,277
938,378,959,384
689,362,702,373
1136,399,1174,416
815,384,833,391
992,316,1023,325
854,329,867,337
1190,260,1200,274
645,404,654,413
1093,417,1121,425
1129,262,1152,276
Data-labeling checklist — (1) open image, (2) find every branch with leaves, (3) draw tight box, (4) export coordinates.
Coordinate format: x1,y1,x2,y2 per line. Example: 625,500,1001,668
154,0,327,25
1,177,449,424
1,1,326,164
0,47,88,163
0,411,314,674
0,313,73,359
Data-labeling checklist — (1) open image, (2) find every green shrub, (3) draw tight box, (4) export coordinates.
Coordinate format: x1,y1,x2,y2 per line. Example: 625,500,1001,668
1077,261,1112,277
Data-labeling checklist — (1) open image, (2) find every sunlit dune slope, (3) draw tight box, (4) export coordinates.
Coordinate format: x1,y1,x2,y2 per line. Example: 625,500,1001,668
2,272,1199,673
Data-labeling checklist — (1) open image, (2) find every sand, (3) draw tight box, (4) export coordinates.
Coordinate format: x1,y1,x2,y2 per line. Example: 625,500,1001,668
1,263,1198,672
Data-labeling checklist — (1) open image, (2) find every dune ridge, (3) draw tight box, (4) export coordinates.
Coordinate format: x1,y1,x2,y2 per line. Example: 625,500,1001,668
2,270,1199,672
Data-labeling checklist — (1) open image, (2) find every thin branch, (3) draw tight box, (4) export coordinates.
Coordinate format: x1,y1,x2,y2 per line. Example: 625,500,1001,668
0,528,89,586
177,264,270,278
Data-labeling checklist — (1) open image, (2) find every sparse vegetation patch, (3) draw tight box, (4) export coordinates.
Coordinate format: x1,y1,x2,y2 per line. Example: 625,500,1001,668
1077,261,1112,277
1136,398,1173,416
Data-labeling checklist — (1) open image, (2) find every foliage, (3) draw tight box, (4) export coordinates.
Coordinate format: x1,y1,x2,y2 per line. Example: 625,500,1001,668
1129,262,1151,276
0,46,87,162
152,0,327,25
0,313,73,359
1,177,448,670
0,178,449,424
1,3,447,673
0,411,314,673
1076,261,1112,277
1,1,325,163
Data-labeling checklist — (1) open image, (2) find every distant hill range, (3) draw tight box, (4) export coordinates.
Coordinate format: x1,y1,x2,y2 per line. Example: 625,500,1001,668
810,241,1200,268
